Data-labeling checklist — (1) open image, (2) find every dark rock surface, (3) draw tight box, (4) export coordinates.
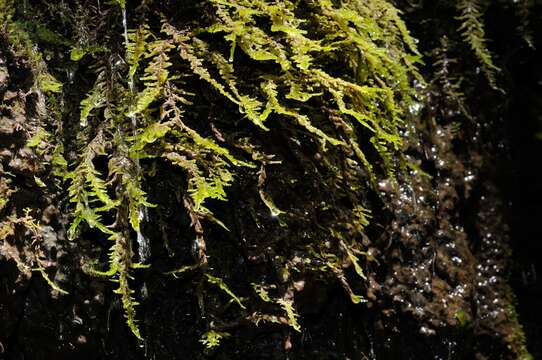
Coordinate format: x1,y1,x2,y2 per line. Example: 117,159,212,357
1,1,541,359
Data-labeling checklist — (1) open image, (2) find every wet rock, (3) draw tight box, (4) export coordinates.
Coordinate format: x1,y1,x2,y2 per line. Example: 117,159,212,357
0,116,17,136
0,57,8,94
0,2,535,359
8,148,43,175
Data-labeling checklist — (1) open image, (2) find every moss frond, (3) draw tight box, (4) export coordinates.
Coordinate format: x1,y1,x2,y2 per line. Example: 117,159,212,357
456,0,501,90
7,0,427,341
200,330,231,349
206,274,246,309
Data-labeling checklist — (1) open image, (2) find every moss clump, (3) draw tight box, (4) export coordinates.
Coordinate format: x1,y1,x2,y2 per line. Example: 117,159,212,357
1,0,422,339
0,0,536,358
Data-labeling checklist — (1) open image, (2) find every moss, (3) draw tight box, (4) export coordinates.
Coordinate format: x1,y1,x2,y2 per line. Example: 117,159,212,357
34,0,426,339
0,0,537,357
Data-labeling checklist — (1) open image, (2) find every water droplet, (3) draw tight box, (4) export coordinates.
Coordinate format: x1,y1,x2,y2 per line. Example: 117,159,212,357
419,326,435,335
452,256,462,264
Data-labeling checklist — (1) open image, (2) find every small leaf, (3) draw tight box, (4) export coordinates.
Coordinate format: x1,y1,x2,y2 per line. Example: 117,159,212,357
200,331,230,349
70,47,87,61
37,73,62,93
34,176,47,188
206,274,246,309
26,128,49,148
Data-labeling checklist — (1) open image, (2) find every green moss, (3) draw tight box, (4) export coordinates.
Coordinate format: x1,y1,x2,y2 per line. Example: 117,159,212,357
7,0,531,348
455,0,501,91
200,330,231,349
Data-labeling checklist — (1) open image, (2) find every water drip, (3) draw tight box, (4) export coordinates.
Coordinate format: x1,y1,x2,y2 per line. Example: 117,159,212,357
137,207,150,262
122,5,150,263
121,7,129,60
122,8,136,99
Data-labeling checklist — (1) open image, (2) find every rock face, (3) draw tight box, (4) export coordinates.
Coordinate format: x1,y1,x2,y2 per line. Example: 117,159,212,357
0,1,539,359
